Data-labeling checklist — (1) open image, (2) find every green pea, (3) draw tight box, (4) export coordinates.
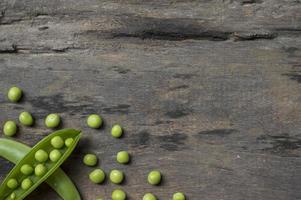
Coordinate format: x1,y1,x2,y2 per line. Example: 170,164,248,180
89,169,105,184
35,164,47,176
148,170,161,185
111,124,123,138
116,151,130,164
96,198,104,200
3,121,17,136
83,154,98,167
45,114,61,128
109,170,124,184
112,189,126,200
19,111,34,126
65,138,74,147
51,136,64,149
21,178,33,190
143,193,157,200
87,114,102,129
35,149,48,162
20,164,33,175
49,149,62,162
7,178,18,189
173,192,186,200
8,86,22,102
10,192,16,199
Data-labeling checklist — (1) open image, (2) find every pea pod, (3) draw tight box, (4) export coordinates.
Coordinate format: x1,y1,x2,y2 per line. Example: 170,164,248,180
0,129,81,200
0,138,81,200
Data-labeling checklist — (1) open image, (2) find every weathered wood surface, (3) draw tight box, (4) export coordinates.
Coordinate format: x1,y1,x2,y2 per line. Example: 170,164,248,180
0,0,301,199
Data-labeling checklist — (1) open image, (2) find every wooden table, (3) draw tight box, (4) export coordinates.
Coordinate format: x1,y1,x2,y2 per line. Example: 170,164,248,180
0,1,300,199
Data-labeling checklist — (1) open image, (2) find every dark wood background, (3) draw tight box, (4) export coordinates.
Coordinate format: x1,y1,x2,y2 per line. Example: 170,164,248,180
0,0,301,199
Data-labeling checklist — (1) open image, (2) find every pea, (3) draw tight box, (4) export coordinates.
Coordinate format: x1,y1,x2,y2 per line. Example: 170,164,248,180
51,136,64,149
83,154,98,167
109,170,124,184
143,193,157,200
3,121,17,136
65,138,74,147
21,178,33,190
111,124,123,138
173,192,186,200
35,149,48,162
35,164,47,176
8,86,22,102
7,178,18,189
89,169,105,184
87,114,102,129
45,114,61,128
148,170,161,185
49,149,62,162
112,189,126,200
96,198,104,200
19,111,34,126
20,164,33,175
116,151,130,164
10,192,16,199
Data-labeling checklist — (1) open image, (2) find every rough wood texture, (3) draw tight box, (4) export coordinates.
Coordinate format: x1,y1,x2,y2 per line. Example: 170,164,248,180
0,0,301,199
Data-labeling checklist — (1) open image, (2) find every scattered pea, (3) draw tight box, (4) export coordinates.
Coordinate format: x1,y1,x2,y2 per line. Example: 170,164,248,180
45,114,61,128
143,193,157,200
116,151,130,164
173,192,186,200
89,169,105,184
10,192,16,199
49,149,62,162
83,154,98,167
35,164,47,176
19,111,34,126
3,121,17,136
20,164,34,175
65,138,74,147
109,170,124,184
7,178,18,189
21,178,33,190
87,114,102,129
8,86,22,102
112,189,126,200
51,136,64,149
111,124,123,138
35,149,48,162
148,170,161,185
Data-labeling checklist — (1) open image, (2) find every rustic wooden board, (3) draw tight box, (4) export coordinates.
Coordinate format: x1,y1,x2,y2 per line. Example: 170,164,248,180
0,0,301,199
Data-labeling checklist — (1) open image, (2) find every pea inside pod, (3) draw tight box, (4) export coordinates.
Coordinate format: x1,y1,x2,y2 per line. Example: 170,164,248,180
0,129,81,200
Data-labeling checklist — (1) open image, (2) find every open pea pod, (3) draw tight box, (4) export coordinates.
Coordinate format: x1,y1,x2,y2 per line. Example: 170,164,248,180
0,138,81,200
0,129,81,200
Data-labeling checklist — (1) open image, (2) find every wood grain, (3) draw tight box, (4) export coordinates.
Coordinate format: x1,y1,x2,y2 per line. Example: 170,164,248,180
0,0,301,199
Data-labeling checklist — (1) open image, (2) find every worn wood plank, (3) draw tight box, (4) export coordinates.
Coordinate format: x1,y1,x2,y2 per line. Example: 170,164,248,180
0,0,301,199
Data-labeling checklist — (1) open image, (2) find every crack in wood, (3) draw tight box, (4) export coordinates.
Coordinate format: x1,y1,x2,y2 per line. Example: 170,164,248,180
241,0,263,5
233,31,277,41
257,134,301,156
111,30,232,41
198,129,237,137
0,44,18,54
283,72,301,83
0,45,83,54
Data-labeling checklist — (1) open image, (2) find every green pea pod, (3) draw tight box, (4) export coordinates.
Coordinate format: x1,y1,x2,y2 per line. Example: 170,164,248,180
0,129,82,200
0,138,81,200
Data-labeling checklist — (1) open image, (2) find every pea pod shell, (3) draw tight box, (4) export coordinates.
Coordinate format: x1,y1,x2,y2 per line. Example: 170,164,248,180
0,129,81,200
0,138,81,200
